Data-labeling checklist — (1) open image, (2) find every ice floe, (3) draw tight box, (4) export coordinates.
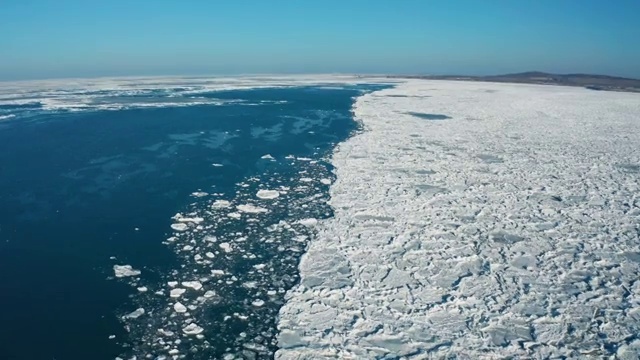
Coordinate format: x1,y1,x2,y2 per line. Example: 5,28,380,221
256,189,280,199
182,323,204,335
236,204,268,214
173,302,188,313
124,308,145,319
170,223,189,231
277,80,640,359
169,288,186,298
113,264,141,278
211,199,231,209
182,281,203,291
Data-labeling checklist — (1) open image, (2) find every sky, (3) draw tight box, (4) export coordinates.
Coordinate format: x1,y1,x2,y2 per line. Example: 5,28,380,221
1,0,639,80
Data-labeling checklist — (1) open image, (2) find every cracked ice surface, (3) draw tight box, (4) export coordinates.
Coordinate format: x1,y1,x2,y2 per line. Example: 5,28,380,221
277,80,640,359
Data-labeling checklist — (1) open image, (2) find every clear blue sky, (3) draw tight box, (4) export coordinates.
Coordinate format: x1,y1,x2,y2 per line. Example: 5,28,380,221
1,0,639,80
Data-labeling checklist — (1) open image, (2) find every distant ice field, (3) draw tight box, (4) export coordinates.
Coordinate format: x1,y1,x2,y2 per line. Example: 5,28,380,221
277,80,640,359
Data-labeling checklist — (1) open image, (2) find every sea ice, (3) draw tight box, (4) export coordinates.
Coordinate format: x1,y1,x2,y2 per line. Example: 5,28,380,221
124,308,145,319
256,189,280,199
170,223,188,232
237,204,268,213
169,288,186,298
276,80,640,359
211,200,231,209
297,218,318,227
113,264,141,278
182,281,203,291
173,302,187,313
182,323,204,335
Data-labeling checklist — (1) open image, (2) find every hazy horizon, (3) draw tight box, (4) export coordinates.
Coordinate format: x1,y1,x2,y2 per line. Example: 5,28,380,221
2,0,639,81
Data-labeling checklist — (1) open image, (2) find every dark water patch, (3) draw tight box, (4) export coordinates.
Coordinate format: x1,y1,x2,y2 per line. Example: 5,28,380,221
0,84,390,360
408,112,451,120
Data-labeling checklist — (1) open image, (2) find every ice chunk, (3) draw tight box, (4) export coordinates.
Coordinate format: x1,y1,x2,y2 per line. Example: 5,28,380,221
170,223,188,231
219,242,233,253
256,189,280,199
170,288,186,298
237,204,268,214
182,281,203,290
173,302,187,313
320,178,332,185
297,218,318,227
124,308,145,319
212,200,231,209
182,323,204,335
261,154,275,160
113,265,141,278
191,191,208,197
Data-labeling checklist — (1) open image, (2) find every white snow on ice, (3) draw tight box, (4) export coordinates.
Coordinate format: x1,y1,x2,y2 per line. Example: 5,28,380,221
276,80,640,359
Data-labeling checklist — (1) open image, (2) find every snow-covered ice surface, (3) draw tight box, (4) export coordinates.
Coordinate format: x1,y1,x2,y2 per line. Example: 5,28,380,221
277,80,640,359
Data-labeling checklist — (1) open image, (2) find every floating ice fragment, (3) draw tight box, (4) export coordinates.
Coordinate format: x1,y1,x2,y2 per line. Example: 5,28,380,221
182,281,203,290
211,270,225,276
211,163,223,167
182,323,204,335
300,177,313,182
320,178,332,185
219,242,233,253
261,154,275,160
137,286,148,292
297,157,313,161
170,288,186,298
167,281,178,287
203,290,217,298
173,302,187,313
205,252,215,258
211,200,231,209
297,218,318,227
158,329,174,337
237,204,268,213
256,189,280,199
252,299,265,307
191,191,208,197
113,265,141,278
170,223,188,231
227,212,241,219
124,308,145,319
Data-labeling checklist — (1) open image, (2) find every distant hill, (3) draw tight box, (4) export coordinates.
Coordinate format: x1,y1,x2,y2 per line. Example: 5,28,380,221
390,71,640,93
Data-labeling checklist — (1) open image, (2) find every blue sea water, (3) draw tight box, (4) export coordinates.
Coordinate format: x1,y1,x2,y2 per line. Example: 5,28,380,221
0,83,387,360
